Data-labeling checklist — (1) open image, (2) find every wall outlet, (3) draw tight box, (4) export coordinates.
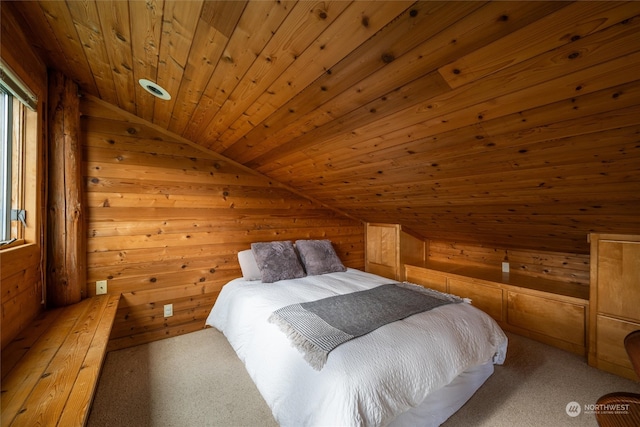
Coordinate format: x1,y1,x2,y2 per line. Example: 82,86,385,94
164,304,173,317
501,262,510,273
96,280,108,295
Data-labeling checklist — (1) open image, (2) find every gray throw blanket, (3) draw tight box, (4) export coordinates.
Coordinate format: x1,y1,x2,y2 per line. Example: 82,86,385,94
268,283,462,370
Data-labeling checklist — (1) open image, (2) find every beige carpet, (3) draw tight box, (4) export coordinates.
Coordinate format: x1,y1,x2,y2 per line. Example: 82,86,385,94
88,328,640,427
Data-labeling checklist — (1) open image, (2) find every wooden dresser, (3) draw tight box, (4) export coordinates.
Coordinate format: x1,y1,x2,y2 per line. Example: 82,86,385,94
588,233,640,381
405,262,589,356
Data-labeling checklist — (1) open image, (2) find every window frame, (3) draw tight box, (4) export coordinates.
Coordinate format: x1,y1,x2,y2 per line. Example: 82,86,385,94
1,59,38,250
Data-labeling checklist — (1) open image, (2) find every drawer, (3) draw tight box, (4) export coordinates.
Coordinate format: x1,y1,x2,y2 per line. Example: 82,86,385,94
448,278,503,321
595,315,640,370
405,266,447,293
507,291,586,346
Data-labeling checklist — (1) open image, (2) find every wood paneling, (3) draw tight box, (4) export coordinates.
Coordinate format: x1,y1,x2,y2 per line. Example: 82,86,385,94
11,1,640,255
1,245,44,350
427,240,590,286
81,95,364,349
1,2,47,350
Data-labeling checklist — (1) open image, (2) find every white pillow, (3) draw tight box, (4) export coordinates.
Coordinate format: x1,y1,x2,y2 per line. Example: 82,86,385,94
238,249,261,280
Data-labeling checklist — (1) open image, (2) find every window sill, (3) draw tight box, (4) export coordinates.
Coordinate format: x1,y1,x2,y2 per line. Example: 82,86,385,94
0,239,26,251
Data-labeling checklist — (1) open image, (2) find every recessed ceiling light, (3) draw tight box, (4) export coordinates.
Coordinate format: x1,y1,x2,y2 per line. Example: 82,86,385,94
139,79,171,100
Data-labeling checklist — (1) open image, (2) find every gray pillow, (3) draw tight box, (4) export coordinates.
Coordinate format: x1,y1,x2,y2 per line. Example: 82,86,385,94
295,240,346,276
251,241,306,283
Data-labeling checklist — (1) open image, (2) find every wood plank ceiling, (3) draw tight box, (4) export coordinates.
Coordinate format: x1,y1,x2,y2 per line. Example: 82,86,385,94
9,0,640,254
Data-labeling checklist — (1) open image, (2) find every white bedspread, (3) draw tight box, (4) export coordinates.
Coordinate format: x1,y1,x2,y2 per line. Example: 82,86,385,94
205,268,507,427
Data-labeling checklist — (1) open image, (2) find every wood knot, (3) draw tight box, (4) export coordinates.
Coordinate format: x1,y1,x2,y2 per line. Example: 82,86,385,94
361,16,369,27
381,53,395,64
126,128,137,135
150,277,157,283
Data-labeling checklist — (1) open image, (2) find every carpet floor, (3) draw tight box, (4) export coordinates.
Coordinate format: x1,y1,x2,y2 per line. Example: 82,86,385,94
88,328,640,427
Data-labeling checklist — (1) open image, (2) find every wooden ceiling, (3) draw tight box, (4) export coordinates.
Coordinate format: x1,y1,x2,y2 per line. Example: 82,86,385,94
9,1,640,254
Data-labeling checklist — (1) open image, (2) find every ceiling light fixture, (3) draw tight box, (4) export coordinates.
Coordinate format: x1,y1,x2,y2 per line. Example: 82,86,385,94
138,79,171,100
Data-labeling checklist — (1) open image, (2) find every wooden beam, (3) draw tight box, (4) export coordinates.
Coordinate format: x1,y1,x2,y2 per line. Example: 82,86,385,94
47,70,85,307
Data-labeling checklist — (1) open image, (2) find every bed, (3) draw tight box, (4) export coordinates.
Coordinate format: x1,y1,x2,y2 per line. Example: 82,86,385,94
205,240,507,426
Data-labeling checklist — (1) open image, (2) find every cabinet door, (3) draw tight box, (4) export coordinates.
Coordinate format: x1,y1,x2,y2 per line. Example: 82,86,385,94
597,240,640,321
596,315,640,375
508,291,585,347
405,266,447,293
366,224,399,280
448,278,503,321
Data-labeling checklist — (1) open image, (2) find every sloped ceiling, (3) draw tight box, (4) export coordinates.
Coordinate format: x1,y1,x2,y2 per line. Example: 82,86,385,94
8,0,640,254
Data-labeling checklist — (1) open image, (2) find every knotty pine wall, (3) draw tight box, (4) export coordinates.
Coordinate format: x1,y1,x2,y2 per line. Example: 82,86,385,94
0,2,48,349
80,96,364,351
427,240,590,286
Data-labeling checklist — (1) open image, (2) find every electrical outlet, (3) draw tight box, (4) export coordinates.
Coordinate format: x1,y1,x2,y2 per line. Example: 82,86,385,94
96,280,107,295
164,304,173,317
501,262,510,273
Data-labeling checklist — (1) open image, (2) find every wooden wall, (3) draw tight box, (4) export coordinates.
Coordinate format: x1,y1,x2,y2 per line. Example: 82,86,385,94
427,240,590,286
80,96,364,351
0,2,48,349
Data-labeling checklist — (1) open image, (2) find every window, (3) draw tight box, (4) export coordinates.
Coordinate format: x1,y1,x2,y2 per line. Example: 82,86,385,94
1,88,12,242
1,59,38,248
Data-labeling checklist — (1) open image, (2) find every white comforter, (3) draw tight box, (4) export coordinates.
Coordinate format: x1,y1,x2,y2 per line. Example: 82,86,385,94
205,268,507,427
